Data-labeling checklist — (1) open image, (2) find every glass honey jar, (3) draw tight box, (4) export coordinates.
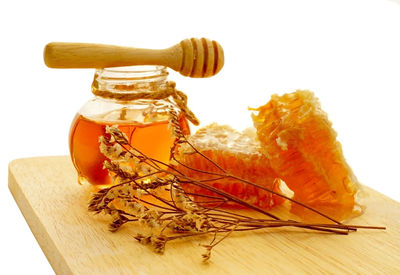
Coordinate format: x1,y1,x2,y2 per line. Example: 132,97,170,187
69,66,192,187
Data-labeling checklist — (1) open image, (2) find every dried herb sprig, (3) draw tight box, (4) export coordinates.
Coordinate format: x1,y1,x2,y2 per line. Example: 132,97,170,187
88,111,385,261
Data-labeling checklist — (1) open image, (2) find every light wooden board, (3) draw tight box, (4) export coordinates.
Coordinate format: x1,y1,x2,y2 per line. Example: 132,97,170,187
8,156,400,275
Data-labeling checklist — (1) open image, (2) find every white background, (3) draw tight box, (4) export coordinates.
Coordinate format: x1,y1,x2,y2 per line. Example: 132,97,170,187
1,0,399,274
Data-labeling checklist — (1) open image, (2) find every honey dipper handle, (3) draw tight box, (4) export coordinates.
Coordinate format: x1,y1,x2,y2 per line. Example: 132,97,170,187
43,42,182,70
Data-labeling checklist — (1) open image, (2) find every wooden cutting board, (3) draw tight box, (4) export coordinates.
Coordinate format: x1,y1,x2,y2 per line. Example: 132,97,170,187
8,156,400,275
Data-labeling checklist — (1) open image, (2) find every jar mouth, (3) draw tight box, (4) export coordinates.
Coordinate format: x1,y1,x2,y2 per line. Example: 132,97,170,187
97,66,168,80
92,65,169,97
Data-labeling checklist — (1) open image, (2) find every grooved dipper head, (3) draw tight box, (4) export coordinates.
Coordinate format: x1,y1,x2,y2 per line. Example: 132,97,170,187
179,38,224,78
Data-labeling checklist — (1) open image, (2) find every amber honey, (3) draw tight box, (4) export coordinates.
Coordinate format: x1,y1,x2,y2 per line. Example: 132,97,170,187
69,114,185,186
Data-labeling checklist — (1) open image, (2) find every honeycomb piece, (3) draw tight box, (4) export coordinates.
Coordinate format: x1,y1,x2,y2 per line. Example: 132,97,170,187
176,123,284,209
252,90,363,222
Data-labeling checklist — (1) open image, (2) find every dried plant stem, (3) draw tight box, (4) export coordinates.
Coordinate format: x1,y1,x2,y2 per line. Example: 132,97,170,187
226,174,341,224
173,142,341,225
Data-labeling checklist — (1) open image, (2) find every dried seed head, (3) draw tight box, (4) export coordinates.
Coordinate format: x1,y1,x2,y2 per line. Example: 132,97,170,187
201,246,212,262
105,125,129,144
109,214,129,232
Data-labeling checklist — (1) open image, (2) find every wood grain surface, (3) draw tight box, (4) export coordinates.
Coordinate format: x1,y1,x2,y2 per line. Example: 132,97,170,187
8,156,400,275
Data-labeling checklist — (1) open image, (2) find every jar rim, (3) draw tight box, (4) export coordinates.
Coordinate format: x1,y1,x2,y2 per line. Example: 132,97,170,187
99,65,167,74
95,65,169,81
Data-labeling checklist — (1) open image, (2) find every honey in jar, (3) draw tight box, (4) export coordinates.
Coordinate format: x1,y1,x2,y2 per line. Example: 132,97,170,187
69,66,190,186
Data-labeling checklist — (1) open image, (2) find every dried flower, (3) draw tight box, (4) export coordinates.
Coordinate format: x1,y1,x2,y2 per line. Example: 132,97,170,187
134,234,168,254
88,108,385,261
201,245,212,262
109,213,130,232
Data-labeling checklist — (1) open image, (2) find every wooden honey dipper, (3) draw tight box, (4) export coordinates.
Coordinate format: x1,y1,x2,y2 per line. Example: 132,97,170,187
44,38,224,78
